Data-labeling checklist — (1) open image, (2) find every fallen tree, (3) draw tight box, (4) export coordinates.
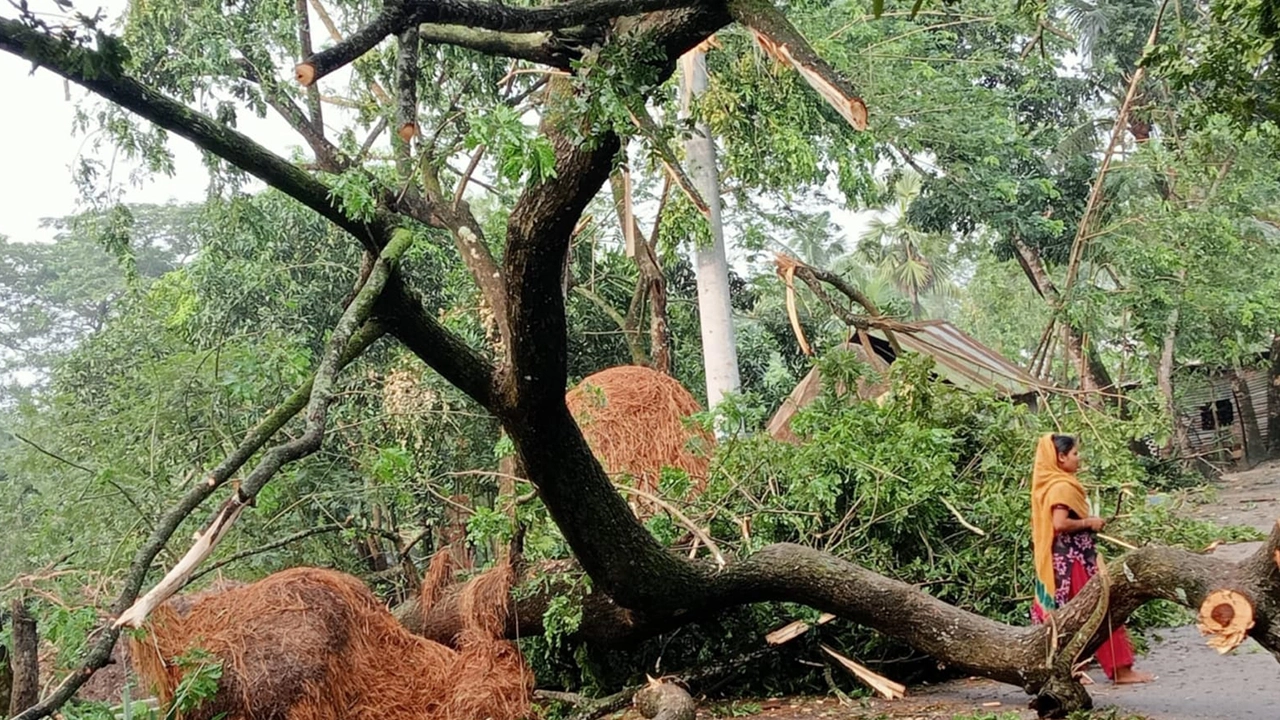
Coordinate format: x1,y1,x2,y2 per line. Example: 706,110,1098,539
2,1,1280,718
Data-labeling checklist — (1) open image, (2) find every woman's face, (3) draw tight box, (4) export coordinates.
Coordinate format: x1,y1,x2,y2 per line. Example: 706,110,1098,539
1057,445,1080,473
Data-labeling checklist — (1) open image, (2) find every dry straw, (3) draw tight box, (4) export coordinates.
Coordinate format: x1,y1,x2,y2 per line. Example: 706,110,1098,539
565,365,714,511
129,554,531,720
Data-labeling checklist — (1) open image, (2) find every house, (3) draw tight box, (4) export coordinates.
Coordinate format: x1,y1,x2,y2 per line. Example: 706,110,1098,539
767,320,1046,443
1174,356,1273,470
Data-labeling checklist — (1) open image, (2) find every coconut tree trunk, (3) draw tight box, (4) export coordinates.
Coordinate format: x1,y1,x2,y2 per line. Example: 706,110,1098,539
679,48,740,408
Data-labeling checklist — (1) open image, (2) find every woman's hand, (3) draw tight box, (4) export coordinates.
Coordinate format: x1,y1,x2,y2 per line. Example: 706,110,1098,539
1052,507,1107,534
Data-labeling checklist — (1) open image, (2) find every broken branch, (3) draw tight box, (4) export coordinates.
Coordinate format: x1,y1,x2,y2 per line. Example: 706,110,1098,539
729,0,867,131
114,230,412,629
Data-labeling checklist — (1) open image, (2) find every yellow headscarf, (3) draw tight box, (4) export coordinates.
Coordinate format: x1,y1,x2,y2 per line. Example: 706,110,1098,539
1030,433,1089,610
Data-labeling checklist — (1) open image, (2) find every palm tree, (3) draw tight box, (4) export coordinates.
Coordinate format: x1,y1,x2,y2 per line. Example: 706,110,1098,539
858,171,955,320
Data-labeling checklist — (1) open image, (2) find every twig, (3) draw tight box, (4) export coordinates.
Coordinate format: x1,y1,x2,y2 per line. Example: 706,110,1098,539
186,522,347,585
1097,533,1138,551
614,484,725,568
11,432,149,524
453,144,485,208
939,497,986,536
1061,0,1172,297
10,433,94,474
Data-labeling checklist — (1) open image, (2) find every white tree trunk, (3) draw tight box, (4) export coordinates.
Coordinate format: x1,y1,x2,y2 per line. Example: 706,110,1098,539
679,49,740,409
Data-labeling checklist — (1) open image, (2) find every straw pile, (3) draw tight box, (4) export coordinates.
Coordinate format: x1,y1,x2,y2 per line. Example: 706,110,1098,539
129,554,530,720
565,366,714,509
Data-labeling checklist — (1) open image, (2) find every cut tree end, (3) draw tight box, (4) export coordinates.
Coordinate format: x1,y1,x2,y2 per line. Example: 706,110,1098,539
1197,589,1255,654
634,679,695,720
397,122,418,143
295,63,317,87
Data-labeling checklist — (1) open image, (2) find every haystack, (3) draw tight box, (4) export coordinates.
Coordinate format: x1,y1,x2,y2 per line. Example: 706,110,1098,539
129,555,530,720
565,365,715,509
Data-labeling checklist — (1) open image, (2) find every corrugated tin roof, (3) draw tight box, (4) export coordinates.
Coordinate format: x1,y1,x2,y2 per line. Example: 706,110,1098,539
863,320,1043,397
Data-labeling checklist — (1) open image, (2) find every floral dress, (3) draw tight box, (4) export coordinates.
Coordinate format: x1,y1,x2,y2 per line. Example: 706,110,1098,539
1031,505,1134,677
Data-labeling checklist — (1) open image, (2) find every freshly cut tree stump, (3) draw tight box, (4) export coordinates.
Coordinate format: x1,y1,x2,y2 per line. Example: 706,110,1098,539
634,678,695,720
1197,589,1255,653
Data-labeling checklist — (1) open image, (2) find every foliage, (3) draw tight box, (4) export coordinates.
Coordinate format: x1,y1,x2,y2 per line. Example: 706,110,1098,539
1146,0,1280,128
498,352,1257,695
1098,118,1280,369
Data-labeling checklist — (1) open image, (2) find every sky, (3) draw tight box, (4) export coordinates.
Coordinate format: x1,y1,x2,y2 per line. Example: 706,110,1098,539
0,0,313,243
0,1,872,251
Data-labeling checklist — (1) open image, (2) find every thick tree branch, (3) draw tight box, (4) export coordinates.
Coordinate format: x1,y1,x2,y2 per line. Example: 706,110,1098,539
418,23,573,67
0,18,389,247
416,162,510,351
297,0,700,86
376,276,499,410
728,0,867,131
495,5,731,615
0,17,502,410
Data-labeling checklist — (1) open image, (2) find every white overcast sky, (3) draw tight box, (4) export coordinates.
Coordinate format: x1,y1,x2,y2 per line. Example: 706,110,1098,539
0,1,871,248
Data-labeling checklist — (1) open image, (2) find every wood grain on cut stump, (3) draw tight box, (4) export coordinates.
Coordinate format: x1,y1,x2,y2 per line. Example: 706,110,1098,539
1197,589,1255,653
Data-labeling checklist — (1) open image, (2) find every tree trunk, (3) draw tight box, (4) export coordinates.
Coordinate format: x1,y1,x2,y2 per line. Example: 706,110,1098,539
9,599,38,718
679,49,740,409
403,520,1280,717
1156,297,1190,457
0,644,11,719
1010,237,1112,396
1231,367,1266,467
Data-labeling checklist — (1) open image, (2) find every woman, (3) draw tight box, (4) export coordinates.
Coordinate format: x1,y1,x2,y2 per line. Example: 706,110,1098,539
1030,433,1153,684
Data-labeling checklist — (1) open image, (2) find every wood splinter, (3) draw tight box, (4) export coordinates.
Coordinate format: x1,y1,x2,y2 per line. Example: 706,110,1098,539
1196,589,1255,654
820,643,905,700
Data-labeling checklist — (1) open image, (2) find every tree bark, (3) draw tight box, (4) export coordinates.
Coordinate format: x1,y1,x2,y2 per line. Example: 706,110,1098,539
1156,292,1190,457
679,48,741,409
1010,237,1112,396
8,600,38,718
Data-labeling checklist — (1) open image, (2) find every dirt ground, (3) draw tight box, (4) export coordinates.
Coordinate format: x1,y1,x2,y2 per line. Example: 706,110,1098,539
710,461,1280,720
